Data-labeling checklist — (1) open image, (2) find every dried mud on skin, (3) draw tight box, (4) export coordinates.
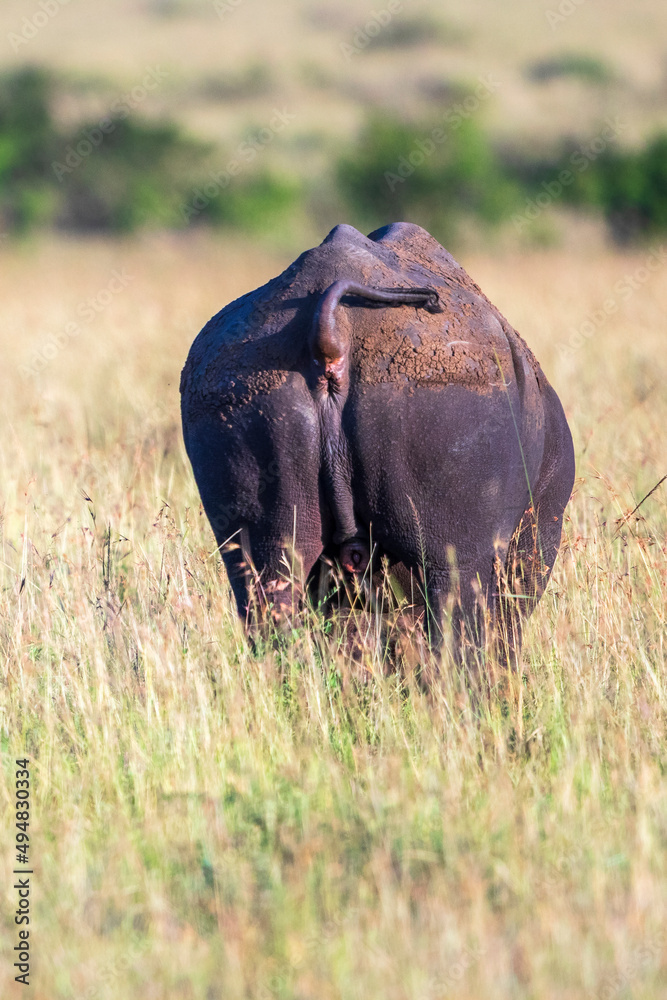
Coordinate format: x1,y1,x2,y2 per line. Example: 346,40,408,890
350,303,506,394
180,224,547,418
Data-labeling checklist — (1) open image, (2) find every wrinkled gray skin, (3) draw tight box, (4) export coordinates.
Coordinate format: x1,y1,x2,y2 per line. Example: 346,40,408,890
180,222,575,658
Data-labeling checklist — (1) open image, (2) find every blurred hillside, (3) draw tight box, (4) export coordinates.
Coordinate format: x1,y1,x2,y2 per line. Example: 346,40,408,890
1,0,667,248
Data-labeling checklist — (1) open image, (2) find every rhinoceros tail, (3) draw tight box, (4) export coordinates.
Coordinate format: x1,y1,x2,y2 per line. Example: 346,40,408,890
309,279,443,385
309,280,443,561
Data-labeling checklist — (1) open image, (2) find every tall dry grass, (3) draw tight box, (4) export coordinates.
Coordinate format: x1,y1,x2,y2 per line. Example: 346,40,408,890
0,232,665,998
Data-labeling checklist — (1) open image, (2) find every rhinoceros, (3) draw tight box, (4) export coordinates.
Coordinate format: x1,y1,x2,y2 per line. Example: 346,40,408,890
180,222,575,658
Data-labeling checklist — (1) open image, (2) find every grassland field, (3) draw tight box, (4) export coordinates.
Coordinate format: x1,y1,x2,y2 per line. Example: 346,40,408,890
0,230,665,998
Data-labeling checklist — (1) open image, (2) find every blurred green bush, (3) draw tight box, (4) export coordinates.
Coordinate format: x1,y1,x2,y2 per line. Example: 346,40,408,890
1,67,666,246
525,52,615,85
336,114,521,245
563,133,667,242
363,14,469,51
502,129,667,243
0,67,299,238
0,67,59,232
198,172,302,233
54,117,212,232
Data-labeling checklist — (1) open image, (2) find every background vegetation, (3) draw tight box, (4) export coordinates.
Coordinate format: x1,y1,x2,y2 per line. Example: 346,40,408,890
1,65,667,247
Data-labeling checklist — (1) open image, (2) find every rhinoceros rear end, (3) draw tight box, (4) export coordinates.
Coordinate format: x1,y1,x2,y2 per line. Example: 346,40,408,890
180,222,575,662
